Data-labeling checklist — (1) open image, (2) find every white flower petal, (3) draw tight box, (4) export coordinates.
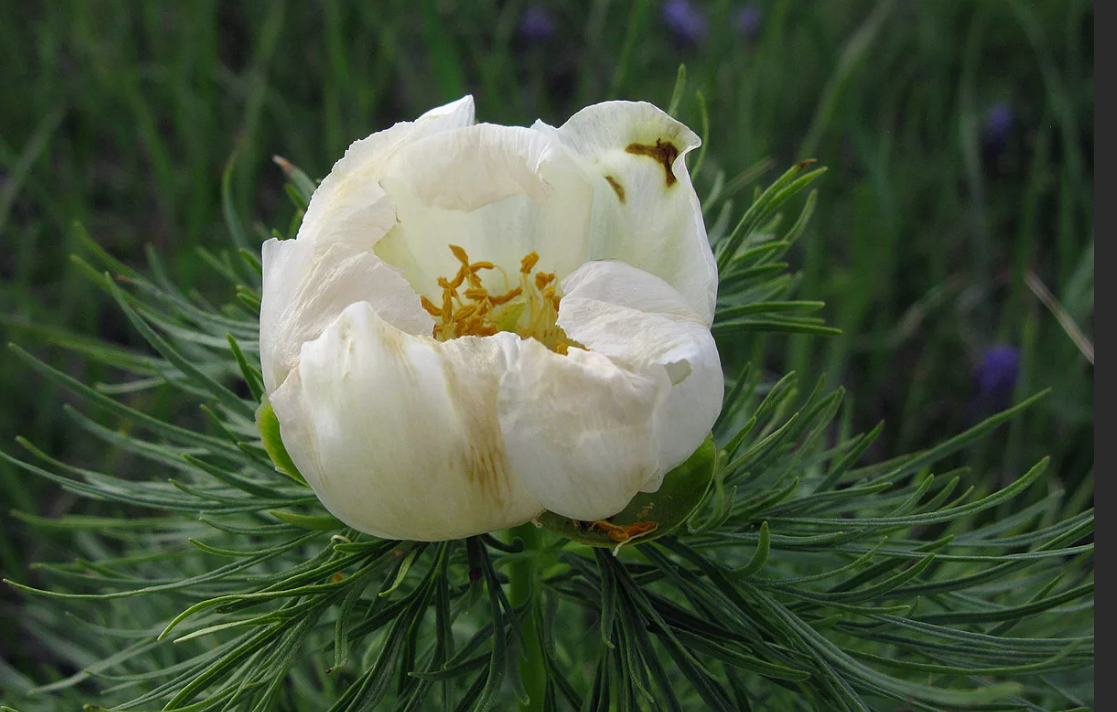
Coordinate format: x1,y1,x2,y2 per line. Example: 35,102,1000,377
534,101,718,324
261,96,476,393
269,302,544,541
498,340,670,521
298,95,476,253
558,260,723,490
386,124,555,211
373,124,594,302
259,238,433,394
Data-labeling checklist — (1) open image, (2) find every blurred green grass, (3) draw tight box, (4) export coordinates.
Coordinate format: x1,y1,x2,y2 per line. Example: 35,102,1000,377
0,0,1092,680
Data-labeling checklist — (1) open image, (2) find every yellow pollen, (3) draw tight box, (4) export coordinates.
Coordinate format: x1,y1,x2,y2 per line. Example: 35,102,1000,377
450,244,471,264
420,295,442,317
428,245,582,354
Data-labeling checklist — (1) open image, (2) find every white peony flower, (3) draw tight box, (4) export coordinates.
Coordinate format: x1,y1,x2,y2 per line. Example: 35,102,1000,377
260,96,723,541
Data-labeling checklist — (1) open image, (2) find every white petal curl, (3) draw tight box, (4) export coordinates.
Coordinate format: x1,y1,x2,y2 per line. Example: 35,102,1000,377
497,339,670,521
260,96,475,393
372,124,594,303
298,95,476,253
533,101,718,324
269,302,544,541
260,238,433,394
557,260,724,492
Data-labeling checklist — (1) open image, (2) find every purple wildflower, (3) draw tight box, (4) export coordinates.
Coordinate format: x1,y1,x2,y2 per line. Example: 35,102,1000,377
662,0,708,46
984,102,1014,146
734,4,763,39
518,5,555,43
976,345,1021,400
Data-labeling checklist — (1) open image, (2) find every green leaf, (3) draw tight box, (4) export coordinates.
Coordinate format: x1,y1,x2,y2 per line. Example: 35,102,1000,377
267,510,342,531
272,155,317,206
255,399,307,485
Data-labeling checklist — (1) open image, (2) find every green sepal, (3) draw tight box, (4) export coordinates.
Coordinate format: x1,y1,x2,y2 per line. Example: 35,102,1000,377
255,398,307,485
538,435,716,549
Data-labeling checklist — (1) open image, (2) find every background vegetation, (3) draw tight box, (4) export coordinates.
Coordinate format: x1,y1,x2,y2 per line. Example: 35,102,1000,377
0,0,1093,705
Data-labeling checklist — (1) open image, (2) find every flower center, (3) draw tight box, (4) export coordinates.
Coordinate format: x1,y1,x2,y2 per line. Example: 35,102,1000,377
419,245,580,355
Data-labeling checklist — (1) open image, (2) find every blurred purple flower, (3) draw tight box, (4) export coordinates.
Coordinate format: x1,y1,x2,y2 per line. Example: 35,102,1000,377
976,345,1020,400
734,4,763,39
984,102,1014,145
662,0,708,46
518,4,555,43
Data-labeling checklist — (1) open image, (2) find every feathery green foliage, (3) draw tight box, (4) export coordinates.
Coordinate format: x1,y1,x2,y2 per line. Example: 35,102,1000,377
0,153,1092,711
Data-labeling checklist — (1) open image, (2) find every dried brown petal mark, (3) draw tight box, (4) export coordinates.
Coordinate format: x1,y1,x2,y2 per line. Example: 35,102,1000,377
625,139,680,187
604,175,626,202
438,346,512,508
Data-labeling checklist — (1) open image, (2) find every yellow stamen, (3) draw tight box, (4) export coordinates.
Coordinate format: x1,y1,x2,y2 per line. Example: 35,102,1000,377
489,287,522,305
449,244,471,265
419,295,443,317
427,246,582,354
520,252,540,274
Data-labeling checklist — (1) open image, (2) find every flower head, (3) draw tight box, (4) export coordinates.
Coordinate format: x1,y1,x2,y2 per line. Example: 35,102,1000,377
260,97,722,541
983,102,1014,145
661,0,708,46
517,4,556,43
976,344,1020,400
981,101,1015,166
734,4,763,40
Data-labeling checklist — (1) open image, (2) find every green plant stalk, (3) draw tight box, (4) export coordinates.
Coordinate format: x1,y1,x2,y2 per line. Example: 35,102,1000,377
509,523,546,712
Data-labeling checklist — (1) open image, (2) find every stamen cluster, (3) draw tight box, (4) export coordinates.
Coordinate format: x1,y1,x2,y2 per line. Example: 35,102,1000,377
420,245,579,354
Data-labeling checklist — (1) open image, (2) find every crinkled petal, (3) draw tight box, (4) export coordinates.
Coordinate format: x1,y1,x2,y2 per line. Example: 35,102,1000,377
373,124,594,302
261,96,475,394
386,124,555,211
269,302,544,541
558,260,723,491
533,101,717,324
259,238,433,394
297,95,476,253
498,339,670,521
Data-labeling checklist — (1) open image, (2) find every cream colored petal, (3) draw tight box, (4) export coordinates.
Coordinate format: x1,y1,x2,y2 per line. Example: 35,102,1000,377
533,101,718,324
261,97,476,393
498,339,671,521
558,260,723,491
385,124,555,211
259,238,433,394
269,302,543,541
297,95,476,253
373,124,594,302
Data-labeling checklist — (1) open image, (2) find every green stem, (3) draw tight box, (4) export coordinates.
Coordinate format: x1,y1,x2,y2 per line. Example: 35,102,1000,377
509,523,546,712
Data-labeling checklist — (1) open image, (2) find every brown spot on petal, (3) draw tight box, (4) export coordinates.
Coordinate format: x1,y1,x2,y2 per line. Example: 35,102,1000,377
604,175,626,202
625,139,680,187
438,346,512,507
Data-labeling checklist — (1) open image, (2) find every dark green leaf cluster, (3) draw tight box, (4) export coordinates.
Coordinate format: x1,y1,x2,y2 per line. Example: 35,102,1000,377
0,163,1092,712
